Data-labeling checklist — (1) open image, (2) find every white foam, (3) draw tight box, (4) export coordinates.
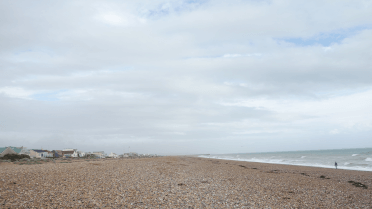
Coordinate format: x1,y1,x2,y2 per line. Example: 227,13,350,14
301,156,306,158
365,158,372,162
352,154,359,156
197,155,372,172
344,162,350,165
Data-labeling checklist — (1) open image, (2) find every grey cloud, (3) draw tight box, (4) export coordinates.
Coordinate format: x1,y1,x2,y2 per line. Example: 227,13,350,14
1,0,372,154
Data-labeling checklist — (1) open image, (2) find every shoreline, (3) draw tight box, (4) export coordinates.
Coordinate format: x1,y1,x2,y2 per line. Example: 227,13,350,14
1,156,371,208
196,155,372,172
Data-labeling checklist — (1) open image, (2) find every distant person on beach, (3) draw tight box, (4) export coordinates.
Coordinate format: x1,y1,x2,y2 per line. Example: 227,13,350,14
335,162,337,169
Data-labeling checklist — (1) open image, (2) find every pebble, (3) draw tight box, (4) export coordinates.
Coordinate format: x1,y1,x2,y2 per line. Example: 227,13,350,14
0,157,371,208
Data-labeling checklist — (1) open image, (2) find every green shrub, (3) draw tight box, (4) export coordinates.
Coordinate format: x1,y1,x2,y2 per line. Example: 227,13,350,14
0,154,30,162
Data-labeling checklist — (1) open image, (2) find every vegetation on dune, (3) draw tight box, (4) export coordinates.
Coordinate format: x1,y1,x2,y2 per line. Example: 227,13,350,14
0,154,30,162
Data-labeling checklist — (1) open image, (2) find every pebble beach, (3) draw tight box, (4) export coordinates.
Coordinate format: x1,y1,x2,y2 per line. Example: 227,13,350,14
1,156,371,208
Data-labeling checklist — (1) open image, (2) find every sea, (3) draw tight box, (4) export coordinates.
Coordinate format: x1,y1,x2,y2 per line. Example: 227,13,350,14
198,148,372,172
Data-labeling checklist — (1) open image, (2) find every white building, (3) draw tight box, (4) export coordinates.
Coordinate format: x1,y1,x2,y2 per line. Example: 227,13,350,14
92,151,105,158
62,149,87,158
78,151,86,157
71,150,78,158
108,152,119,158
29,149,53,158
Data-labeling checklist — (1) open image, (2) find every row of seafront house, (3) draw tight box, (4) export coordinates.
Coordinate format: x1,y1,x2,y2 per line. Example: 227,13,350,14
0,146,156,159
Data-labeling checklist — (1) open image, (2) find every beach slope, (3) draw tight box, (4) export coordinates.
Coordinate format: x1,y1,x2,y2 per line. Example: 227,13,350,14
0,157,371,208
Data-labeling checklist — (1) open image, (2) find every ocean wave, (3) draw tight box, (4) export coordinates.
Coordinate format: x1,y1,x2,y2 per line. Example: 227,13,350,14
301,156,306,158
198,155,372,171
365,158,372,162
344,162,350,165
352,154,359,156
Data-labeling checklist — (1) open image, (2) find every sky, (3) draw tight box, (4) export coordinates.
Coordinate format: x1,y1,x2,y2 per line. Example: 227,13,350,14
1,0,372,155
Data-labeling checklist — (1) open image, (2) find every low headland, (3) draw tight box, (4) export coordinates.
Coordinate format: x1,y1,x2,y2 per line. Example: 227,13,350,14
0,156,371,208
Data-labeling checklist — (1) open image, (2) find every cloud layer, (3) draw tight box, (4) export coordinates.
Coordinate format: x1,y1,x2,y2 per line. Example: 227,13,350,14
1,0,372,154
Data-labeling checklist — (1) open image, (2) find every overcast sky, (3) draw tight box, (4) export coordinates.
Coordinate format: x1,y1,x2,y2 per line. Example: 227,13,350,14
1,0,372,155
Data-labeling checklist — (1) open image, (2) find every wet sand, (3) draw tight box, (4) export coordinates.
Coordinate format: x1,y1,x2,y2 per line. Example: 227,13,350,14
0,156,371,208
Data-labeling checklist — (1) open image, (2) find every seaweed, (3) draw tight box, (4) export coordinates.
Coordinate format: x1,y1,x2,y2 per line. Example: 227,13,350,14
348,181,368,189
